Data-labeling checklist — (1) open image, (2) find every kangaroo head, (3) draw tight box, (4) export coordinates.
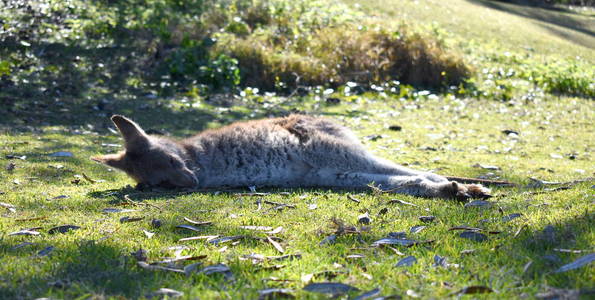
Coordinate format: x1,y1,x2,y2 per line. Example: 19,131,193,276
91,115,198,189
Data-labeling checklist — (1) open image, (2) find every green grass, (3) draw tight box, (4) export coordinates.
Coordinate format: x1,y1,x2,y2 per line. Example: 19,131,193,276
1,95,593,299
1,0,594,299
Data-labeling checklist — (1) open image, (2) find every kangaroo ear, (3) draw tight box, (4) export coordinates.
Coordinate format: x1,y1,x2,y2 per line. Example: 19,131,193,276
111,115,149,151
91,153,127,170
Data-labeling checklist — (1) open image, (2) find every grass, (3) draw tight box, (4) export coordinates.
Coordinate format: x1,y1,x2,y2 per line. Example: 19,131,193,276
1,0,594,299
1,95,593,299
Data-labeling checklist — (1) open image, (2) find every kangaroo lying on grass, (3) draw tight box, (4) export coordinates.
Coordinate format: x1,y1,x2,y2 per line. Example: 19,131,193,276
92,115,491,200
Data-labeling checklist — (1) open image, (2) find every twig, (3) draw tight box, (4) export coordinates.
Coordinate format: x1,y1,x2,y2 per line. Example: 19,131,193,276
346,194,361,203
124,194,163,211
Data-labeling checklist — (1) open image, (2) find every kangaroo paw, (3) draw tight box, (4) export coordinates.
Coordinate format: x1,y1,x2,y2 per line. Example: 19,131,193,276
438,182,491,200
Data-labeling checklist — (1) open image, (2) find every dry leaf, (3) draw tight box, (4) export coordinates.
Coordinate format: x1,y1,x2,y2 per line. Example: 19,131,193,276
266,236,284,253
48,225,80,234
303,282,360,294
183,217,212,226
395,256,417,267
555,253,595,273
120,216,144,223
9,229,41,236
410,225,426,234
102,208,137,213
353,288,381,300
258,288,295,300
178,235,219,242
142,230,155,239
459,231,488,242
176,224,203,232
148,288,183,298
138,261,184,274
0,202,16,213
240,225,273,231
37,246,54,257
49,151,73,157
208,235,244,245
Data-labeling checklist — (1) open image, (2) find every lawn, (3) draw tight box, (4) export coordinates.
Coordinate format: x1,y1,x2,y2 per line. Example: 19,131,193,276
0,0,593,299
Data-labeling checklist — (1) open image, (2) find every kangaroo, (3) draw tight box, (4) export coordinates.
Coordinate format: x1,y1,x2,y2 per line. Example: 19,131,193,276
91,115,491,200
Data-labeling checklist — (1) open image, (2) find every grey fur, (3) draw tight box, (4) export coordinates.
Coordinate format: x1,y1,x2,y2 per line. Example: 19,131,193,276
93,114,490,199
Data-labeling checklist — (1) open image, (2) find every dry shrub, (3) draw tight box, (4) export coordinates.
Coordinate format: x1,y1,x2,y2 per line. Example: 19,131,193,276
214,24,470,90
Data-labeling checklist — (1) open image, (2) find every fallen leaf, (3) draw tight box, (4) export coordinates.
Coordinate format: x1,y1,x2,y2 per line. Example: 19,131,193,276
208,235,244,245
47,195,70,201
120,216,144,223
176,224,203,232
535,287,580,299
148,288,183,298
37,246,54,257
48,225,80,234
183,217,212,226
353,288,381,300
395,256,417,267
347,194,361,203
553,248,590,254
358,212,372,224
152,255,207,264
410,225,426,234
554,253,595,273
240,225,273,231
137,261,184,274
372,238,432,247
265,226,283,234
266,236,285,253
502,213,522,222
473,163,500,170
1,202,16,213
303,282,360,294
464,200,492,208
49,151,73,157
102,208,137,213
387,199,418,206
419,216,435,223
12,242,34,250
459,231,488,242
307,203,318,210
258,288,295,299
320,234,337,246
9,229,41,236
199,263,233,279
346,254,365,259
142,230,155,239
178,235,219,242
434,254,459,268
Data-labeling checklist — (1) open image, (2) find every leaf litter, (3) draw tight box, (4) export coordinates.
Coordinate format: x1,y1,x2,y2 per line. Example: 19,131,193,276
48,225,80,234
554,253,595,273
303,282,360,294
395,256,417,267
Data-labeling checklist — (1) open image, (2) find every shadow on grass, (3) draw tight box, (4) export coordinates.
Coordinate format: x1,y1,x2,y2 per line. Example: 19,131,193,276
468,0,595,48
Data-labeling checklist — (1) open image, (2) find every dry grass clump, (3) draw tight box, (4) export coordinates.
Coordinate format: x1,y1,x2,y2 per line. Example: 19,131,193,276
214,24,470,90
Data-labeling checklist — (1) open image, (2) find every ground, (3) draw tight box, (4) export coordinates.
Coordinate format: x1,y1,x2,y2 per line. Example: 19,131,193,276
0,0,593,299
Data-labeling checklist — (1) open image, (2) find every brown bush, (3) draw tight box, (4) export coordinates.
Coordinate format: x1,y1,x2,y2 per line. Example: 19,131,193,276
214,24,470,90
